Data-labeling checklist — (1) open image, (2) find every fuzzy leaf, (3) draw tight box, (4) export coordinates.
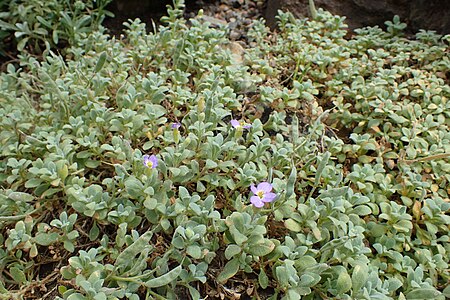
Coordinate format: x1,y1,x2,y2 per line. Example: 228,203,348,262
8,192,34,202
225,244,241,260
315,151,330,186
115,231,153,271
351,264,368,291
405,288,441,299
217,258,239,283
34,232,59,246
10,267,26,284
284,219,302,232
259,268,269,289
145,265,182,288
336,270,352,294
94,52,107,73
247,239,275,256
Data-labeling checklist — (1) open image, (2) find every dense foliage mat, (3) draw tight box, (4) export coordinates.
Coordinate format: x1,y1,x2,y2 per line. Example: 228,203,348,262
0,1,449,299
0,0,111,56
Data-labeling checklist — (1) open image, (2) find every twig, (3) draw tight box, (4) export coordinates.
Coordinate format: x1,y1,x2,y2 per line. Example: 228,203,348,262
400,153,450,164
41,285,57,299
0,208,41,222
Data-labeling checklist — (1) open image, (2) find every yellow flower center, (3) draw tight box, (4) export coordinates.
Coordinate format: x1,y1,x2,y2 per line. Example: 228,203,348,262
146,161,153,168
257,191,265,199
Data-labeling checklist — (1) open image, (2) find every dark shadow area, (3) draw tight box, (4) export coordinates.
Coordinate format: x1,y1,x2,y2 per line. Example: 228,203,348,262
263,0,450,35
103,0,172,36
103,0,219,36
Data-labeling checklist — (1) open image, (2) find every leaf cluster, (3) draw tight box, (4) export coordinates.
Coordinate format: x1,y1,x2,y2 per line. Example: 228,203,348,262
0,0,112,55
0,1,449,299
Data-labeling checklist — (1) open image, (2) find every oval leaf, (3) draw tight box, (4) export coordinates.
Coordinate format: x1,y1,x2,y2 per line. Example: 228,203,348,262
94,52,107,73
8,192,34,202
405,288,441,299
258,269,269,289
10,267,26,284
145,265,182,288
217,258,239,283
351,264,368,291
34,232,59,246
115,231,153,271
336,270,352,294
248,239,275,256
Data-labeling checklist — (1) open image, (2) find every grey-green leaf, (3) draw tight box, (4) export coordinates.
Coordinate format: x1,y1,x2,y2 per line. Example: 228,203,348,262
10,267,27,284
405,288,441,299
285,165,297,200
94,52,107,73
247,239,275,256
225,244,241,260
315,151,330,186
217,258,239,283
115,231,153,271
259,269,269,289
336,270,352,294
8,192,34,202
34,232,59,246
351,264,368,291
145,265,182,288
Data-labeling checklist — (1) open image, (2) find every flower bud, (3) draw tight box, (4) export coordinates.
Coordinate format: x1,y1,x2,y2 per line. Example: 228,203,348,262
197,96,205,113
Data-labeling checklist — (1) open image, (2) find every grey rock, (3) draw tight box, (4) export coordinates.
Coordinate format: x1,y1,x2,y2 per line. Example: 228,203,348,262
230,30,242,40
264,0,450,34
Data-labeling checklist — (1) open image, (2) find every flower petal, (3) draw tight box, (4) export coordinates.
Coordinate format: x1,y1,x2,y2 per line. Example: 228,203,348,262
230,119,240,128
250,196,264,208
143,155,150,167
257,182,272,193
262,192,277,203
149,155,158,168
250,184,258,194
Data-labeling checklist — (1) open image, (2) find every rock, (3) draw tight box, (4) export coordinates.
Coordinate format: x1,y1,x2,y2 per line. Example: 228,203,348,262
264,0,450,34
232,0,242,8
219,4,230,12
201,15,228,26
230,30,242,40
228,41,245,64
229,21,239,29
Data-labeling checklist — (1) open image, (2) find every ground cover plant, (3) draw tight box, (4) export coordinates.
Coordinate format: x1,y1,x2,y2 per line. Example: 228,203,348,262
0,0,449,299
0,0,112,56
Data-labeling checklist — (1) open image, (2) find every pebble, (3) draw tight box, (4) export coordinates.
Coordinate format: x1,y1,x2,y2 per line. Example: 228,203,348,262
219,4,229,12
188,0,263,44
229,21,238,29
232,0,241,8
202,15,228,26
230,30,242,40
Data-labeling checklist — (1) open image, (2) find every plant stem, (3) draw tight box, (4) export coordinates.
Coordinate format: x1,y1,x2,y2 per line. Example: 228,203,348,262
401,153,450,164
0,208,41,222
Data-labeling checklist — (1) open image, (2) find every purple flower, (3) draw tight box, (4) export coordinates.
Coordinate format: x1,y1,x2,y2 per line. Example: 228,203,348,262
172,122,181,129
143,154,158,169
250,182,277,208
231,119,252,129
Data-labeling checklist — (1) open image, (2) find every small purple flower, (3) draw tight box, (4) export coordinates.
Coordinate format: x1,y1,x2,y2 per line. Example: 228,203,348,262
172,122,181,129
231,119,252,129
250,182,277,208
143,154,158,169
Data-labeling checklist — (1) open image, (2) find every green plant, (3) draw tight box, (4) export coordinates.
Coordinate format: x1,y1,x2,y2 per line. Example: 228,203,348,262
0,0,112,55
0,0,449,299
